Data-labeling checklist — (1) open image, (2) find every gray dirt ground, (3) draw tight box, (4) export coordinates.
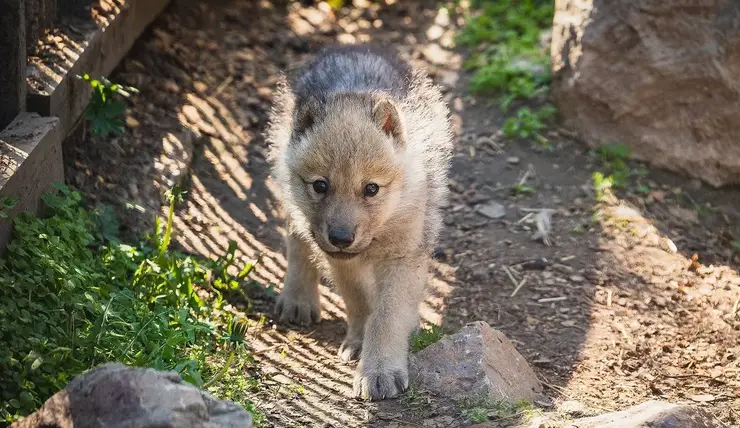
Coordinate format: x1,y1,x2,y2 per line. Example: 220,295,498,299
63,0,740,426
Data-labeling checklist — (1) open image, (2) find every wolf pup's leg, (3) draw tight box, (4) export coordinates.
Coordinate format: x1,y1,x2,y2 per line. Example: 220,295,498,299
337,283,371,362
354,257,427,400
275,234,321,325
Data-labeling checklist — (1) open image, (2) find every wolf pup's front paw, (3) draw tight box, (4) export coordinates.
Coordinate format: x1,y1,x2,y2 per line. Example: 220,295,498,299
338,338,362,362
274,291,321,326
353,364,409,400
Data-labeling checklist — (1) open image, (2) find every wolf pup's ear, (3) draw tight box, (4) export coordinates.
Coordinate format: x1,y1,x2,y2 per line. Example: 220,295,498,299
292,97,323,139
371,97,405,150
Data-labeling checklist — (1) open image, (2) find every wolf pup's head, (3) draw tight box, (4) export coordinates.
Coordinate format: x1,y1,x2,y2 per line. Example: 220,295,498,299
285,92,407,259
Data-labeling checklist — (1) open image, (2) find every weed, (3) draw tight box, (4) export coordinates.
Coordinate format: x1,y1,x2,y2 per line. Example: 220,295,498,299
459,0,556,145
570,224,586,233
502,105,556,144
410,324,445,353
79,74,138,137
0,197,17,220
0,183,261,424
592,172,614,202
401,385,431,409
595,143,632,189
460,394,537,424
512,183,537,196
464,406,489,423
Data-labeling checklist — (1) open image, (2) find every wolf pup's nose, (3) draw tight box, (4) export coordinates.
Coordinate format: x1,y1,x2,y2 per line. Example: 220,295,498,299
328,227,356,249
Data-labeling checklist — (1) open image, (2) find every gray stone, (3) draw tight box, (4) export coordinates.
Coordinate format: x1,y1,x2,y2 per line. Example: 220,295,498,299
10,363,253,428
476,200,506,219
565,400,721,428
409,321,542,402
551,0,740,187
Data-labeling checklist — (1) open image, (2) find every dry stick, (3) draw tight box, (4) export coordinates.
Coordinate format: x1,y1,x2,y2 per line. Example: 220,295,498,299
538,296,567,303
510,275,529,298
518,167,532,187
252,343,285,356
502,265,519,288
520,207,557,213
516,212,533,225
216,75,234,94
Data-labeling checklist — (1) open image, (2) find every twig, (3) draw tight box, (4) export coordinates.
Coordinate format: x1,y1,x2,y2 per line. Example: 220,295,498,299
538,296,567,303
516,212,533,224
510,275,529,298
252,343,285,356
502,265,519,287
518,167,533,187
613,322,633,345
520,208,557,213
216,75,234,94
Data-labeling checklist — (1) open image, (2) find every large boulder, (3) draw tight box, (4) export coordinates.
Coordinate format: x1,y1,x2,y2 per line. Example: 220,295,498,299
409,321,543,402
10,363,253,428
551,0,740,187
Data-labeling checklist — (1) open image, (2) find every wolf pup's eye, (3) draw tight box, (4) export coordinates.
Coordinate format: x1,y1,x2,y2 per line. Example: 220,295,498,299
364,182,380,197
312,179,329,194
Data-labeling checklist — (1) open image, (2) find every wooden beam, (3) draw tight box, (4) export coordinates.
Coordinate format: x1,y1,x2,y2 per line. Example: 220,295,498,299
0,0,27,129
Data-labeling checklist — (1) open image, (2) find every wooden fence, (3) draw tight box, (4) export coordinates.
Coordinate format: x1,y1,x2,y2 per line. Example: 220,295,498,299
0,0,90,129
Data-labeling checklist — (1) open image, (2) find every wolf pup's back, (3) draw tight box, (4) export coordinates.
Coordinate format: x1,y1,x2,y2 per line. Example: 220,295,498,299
265,44,453,401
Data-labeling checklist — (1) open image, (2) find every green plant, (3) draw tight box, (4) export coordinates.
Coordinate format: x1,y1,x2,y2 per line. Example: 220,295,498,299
0,197,18,220
410,324,445,352
592,171,614,202
464,406,490,423
502,105,556,146
596,143,632,189
512,183,536,196
458,0,553,103
0,183,261,424
79,74,138,137
460,394,537,424
459,1,557,146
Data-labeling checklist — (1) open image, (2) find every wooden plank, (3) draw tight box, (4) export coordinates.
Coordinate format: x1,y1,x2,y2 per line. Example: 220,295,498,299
0,113,62,252
25,0,57,54
0,0,27,129
26,0,170,137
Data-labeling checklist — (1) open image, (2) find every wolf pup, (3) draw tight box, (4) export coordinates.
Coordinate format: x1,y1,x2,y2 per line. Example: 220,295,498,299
266,44,453,401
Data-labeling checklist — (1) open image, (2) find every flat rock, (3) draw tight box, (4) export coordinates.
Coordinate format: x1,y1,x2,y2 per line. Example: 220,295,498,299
476,201,506,219
10,363,253,428
551,0,740,187
564,400,721,428
409,321,542,402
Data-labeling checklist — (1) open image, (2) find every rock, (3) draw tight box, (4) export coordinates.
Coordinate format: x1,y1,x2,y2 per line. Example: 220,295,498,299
476,201,506,219
564,400,721,428
409,321,543,402
10,363,252,428
551,1,740,187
